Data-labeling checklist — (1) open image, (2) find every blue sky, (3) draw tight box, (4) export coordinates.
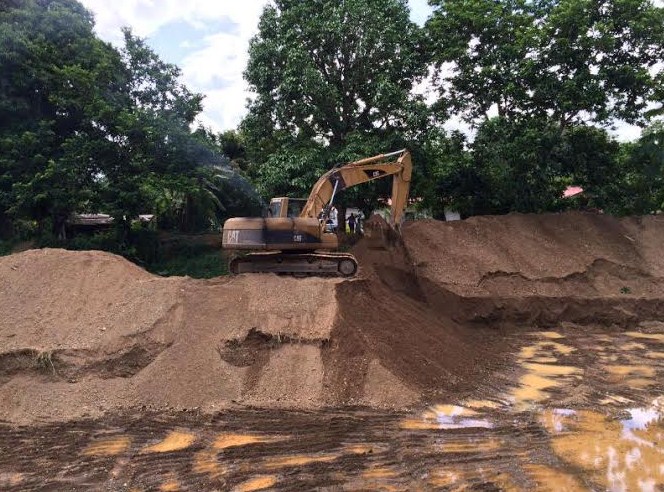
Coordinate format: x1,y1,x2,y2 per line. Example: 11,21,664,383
79,0,643,141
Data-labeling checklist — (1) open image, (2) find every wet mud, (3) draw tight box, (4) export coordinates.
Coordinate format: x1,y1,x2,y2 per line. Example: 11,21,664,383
1,327,662,491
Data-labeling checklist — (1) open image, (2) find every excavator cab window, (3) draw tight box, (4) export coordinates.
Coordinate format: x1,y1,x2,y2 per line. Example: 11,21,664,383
268,200,282,218
286,199,305,218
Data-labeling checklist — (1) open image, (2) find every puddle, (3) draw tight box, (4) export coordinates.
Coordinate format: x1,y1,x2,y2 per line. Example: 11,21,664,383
539,408,577,433
522,362,581,376
519,340,575,359
142,430,196,453
600,394,634,405
429,468,518,490
234,475,277,492
344,444,376,454
463,399,502,409
524,464,586,491
263,453,339,469
546,403,664,491
192,449,225,479
159,474,181,491
213,433,273,450
511,373,560,404
3,329,662,491
402,404,493,430
362,467,397,479
605,365,656,377
82,435,131,457
620,342,647,351
538,331,565,339
625,332,664,342
439,438,502,454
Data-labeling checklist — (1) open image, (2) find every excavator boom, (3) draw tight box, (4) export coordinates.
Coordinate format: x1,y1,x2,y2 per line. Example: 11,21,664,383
301,149,412,226
222,149,413,277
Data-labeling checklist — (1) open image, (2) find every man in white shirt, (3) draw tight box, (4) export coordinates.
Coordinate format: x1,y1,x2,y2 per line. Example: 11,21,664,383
329,205,338,232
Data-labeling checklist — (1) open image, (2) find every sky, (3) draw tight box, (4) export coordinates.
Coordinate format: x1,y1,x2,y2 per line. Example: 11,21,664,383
79,0,643,142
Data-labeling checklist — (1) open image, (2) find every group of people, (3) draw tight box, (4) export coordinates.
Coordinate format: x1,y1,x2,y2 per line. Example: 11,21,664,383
320,206,362,234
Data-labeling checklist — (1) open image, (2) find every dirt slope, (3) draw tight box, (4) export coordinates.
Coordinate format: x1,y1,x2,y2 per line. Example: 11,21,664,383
0,242,487,424
404,212,664,297
403,212,664,326
1,212,663,424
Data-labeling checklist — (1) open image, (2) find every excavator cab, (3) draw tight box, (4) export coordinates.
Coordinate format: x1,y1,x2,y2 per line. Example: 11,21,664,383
267,198,307,219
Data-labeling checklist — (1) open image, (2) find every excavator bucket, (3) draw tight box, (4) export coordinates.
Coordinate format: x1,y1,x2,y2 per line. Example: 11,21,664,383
363,214,400,250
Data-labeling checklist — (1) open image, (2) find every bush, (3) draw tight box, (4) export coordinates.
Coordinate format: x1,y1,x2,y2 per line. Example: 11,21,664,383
147,246,227,278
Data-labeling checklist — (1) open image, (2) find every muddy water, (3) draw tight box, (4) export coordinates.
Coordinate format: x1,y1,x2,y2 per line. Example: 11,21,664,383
0,330,662,491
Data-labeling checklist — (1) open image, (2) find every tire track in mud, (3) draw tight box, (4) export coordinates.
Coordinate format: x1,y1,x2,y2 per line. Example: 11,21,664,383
0,410,549,491
0,329,662,491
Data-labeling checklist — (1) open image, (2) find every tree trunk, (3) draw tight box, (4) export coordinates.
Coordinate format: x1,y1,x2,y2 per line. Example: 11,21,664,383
53,213,67,241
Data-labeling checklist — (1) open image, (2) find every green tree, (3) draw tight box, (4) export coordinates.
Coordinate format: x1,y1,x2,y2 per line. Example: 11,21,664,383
616,121,664,214
427,0,664,128
0,0,128,238
98,28,205,238
243,0,429,215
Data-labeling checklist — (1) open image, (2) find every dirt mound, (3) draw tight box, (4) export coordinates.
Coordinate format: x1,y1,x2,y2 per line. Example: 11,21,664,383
404,212,664,296
403,212,664,325
0,245,486,424
2,211,663,424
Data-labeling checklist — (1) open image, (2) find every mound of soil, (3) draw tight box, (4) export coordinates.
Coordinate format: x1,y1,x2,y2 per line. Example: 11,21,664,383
403,212,664,326
0,244,486,424
1,211,663,424
404,212,664,297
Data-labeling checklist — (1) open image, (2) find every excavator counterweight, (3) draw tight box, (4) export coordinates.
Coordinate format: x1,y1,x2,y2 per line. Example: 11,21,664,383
222,149,412,277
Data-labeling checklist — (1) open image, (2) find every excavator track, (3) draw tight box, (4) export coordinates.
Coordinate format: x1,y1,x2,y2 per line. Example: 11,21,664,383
229,252,358,277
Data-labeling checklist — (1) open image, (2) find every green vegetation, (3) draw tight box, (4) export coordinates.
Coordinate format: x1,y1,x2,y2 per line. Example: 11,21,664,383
0,0,260,273
147,247,227,279
1,0,663,274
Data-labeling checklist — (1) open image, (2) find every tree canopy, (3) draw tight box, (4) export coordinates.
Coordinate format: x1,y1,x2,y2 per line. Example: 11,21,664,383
427,0,664,128
0,0,260,250
1,0,664,269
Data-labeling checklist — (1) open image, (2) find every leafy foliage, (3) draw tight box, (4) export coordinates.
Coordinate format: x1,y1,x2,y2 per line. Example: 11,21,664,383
0,0,262,271
243,0,432,213
427,0,664,128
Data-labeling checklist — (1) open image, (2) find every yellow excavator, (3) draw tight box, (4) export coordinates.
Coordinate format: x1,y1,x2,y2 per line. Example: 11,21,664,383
221,149,412,276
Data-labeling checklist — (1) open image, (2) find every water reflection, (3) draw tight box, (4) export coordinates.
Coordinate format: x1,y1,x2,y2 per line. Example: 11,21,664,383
402,404,494,430
142,430,196,453
544,399,664,491
40,329,664,491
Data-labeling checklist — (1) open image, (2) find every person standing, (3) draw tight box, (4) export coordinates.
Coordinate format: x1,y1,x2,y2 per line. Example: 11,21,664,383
348,213,356,234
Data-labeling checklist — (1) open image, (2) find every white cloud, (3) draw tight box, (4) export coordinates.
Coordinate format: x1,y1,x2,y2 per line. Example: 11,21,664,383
80,0,434,133
80,1,648,141
80,0,267,132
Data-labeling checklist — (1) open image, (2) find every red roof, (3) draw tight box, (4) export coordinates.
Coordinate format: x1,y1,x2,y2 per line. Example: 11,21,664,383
563,186,584,198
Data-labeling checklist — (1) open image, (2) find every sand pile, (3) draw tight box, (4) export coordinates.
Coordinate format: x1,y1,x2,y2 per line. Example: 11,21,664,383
1,211,663,424
403,212,664,325
0,246,487,424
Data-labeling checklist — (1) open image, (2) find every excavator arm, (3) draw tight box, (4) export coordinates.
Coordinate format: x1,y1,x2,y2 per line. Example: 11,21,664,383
300,149,412,227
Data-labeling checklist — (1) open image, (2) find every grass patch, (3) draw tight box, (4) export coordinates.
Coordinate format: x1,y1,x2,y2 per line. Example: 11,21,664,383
35,351,56,374
147,248,228,278
0,240,14,256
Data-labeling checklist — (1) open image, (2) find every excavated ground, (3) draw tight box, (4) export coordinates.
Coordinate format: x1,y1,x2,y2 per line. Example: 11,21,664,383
0,211,663,426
